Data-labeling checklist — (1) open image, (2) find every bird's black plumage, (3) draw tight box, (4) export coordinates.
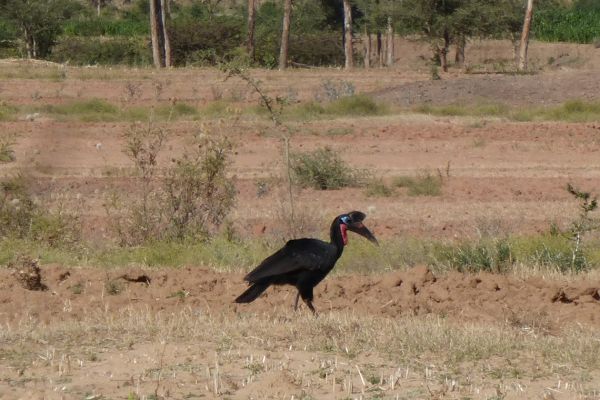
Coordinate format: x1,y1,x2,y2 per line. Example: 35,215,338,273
234,211,378,313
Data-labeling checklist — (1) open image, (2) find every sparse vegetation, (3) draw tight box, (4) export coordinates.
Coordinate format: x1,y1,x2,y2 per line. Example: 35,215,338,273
292,147,367,190
0,102,17,121
393,172,443,197
365,179,395,197
325,95,385,117
0,133,16,162
104,119,235,245
414,100,600,122
0,174,80,247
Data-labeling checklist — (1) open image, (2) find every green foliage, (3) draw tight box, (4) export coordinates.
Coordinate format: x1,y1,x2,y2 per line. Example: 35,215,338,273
50,36,151,66
169,15,244,66
62,16,148,37
292,147,366,190
433,238,513,273
534,8,600,43
253,0,343,67
51,98,118,115
0,0,82,58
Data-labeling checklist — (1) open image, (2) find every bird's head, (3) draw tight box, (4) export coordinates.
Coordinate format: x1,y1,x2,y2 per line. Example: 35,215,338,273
338,211,378,246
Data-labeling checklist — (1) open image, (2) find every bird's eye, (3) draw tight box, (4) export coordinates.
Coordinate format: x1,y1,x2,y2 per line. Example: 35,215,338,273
340,216,350,224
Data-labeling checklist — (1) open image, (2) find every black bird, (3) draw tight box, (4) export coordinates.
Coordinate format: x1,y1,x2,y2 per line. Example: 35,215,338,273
234,211,378,313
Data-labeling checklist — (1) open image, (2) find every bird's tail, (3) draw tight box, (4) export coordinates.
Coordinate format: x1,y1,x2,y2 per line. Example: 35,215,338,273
234,281,270,303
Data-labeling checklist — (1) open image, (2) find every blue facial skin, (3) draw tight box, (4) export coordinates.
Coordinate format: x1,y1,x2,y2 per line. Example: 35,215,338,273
340,215,350,224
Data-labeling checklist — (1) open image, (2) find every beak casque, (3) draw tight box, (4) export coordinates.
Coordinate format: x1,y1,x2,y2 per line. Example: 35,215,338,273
347,221,379,246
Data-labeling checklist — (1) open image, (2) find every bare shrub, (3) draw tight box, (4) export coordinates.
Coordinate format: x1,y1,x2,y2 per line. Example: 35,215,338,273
163,132,236,240
292,147,367,190
106,119,236,245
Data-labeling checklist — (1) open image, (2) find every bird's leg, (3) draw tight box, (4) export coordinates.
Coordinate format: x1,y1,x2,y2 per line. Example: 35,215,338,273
302,298,317,315
294,292,300,311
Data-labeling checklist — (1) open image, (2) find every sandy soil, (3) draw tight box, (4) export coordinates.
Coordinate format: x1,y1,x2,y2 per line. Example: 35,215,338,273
2,263,600,399
2,263,600,331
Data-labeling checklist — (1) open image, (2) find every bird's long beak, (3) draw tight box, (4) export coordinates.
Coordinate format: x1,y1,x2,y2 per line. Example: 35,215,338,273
348,222,379,246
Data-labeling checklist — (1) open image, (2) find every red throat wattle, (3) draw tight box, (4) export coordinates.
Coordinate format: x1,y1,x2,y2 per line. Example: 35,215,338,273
340,224,348,245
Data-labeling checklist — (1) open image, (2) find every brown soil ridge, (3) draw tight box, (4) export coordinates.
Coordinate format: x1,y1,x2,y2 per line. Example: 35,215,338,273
373,70,600,107
1,264,599,331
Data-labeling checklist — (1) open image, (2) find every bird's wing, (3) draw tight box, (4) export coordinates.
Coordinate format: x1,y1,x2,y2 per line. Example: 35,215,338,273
244,239,334,282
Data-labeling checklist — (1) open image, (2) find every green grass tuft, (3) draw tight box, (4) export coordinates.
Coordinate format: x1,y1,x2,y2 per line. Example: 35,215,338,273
393,172,442,196
0,102,18,121
365,179,395,197
325,94,385,116
414,100,600,122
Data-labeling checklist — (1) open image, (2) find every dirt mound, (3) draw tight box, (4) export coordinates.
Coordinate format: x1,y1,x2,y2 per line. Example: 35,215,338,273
7,256,48,291
373,70,600,107
1,264,599,331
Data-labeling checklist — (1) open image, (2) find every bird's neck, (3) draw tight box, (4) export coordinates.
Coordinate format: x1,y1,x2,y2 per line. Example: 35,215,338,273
329,220,346,256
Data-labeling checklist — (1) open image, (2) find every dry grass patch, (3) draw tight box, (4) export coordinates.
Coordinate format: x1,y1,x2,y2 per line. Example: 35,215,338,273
2,308,600,399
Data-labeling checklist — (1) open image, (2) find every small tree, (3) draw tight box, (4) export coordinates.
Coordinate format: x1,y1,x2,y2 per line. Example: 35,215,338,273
0,0,80,59
566,184,598,271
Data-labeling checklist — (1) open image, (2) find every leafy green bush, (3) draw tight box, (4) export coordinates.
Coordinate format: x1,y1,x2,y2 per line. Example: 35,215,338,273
168,16,244,66
253,0,343,67
292,147,366,190
62,16,148,37
534,8,600,43
50,36,151,66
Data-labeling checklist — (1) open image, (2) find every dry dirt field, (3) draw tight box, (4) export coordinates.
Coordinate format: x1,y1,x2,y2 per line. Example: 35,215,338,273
2,39,600,399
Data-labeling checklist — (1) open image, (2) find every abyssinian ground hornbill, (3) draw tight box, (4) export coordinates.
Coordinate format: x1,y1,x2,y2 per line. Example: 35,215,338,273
235,211,378,313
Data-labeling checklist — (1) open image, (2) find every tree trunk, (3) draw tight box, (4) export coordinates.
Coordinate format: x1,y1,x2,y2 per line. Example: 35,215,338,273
279,0,292,70
385,16,393,66
160,0,171,67
343,0,353,69
518,0,534,71
97,1,101,16
23,26,33,59
247,0,256,60
376,32,382,67
455,35,465,66
149,0,162,68
439,29,450,72
364,27,371,69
